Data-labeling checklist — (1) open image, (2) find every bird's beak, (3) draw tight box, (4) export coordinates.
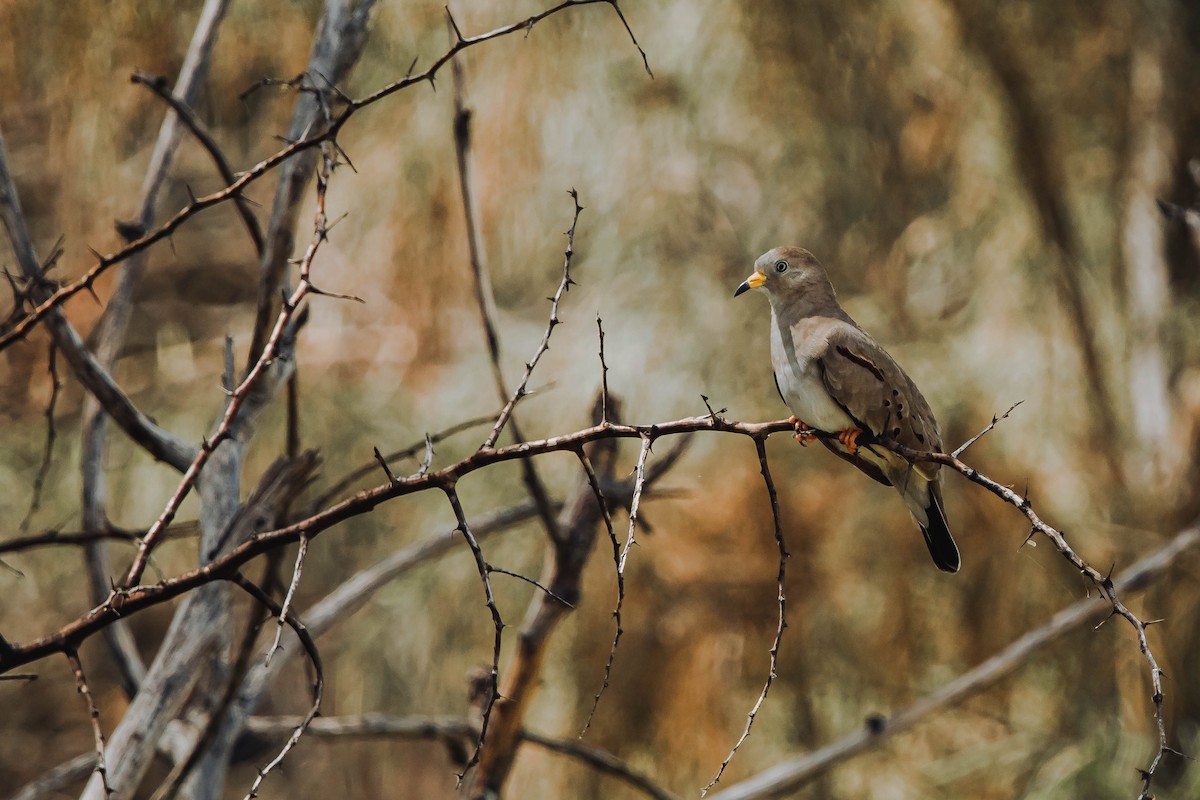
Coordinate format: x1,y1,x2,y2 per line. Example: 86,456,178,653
734,270,766,297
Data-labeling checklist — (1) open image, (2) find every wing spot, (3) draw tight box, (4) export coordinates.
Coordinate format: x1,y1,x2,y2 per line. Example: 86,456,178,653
891,388,900,397
916,432,926,444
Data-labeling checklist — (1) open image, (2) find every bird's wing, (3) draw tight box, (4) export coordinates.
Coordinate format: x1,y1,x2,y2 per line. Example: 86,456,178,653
815,324,942,481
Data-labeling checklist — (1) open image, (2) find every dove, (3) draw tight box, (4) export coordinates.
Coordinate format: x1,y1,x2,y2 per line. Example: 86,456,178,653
736,246,960,573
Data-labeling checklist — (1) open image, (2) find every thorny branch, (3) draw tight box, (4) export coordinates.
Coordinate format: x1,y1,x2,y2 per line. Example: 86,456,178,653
0,412,1187,797
483,189,585,449
441,483,505,782
0,0,650,353
873,432,1178,796
706,523,1200,800
65,647,110,799
120,150,334,589
702,436,789,794
229,574,324,800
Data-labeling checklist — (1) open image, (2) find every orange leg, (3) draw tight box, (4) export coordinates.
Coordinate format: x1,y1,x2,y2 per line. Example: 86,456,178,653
789,415,817,446
837,427,863,455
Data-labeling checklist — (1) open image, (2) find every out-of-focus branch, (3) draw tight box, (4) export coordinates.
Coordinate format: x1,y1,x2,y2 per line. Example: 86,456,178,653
81,0,230,700
1117,10,1178,484
19,341,61,533
706,523,1200,800
246,714,679,800
0,522,199,556
0,0,650,354
5,752,96,800
946,0,1126,496
0,131,195,472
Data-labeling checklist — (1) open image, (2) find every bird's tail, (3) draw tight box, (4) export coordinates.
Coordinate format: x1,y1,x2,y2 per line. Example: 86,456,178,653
919,484,960,573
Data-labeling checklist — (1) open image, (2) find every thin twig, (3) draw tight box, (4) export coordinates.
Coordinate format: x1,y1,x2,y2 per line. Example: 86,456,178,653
483,190,584,449
706,523,1200,800
597,316,610,424
487,564,574,608
576,447,622,737
64,647,110,798
0,522,198,556
130,71,265,257
310,413,495,510
0,0,649,353
229,573,323,800
441,484,505,782
617,434,653,575
265,534,309,665
952,400,1023,458
702,437,788,794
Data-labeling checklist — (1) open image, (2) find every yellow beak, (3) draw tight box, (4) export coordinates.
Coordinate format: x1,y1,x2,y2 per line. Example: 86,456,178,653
733,270,766,297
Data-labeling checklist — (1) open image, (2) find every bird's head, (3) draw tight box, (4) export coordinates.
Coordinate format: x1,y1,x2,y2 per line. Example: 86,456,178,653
734,247,837,312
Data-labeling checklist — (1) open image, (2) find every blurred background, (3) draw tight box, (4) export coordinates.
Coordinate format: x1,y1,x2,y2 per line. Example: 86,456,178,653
2,0,1200,797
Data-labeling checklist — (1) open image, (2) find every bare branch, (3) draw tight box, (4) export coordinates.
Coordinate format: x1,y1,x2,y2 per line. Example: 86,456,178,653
130,70,266,257
265,534,310,666
245,714,679,800
0,130,195,472
706,523,1200,800
229,574,323,800
0,0,649,353
702,436,789,793
441,484,505,782
952,400,1023,458
64,647,110,798
577,447,622,737
483,189,584,449
617,434,652,575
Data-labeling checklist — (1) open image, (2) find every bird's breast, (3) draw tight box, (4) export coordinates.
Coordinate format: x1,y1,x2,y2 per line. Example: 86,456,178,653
769,316,855,432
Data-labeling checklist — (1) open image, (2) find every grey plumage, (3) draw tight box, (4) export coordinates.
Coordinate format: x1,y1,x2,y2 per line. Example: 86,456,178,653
736,246,960,573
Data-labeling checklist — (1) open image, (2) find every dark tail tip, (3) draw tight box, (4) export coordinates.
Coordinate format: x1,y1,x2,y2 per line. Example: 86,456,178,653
920,490,960,573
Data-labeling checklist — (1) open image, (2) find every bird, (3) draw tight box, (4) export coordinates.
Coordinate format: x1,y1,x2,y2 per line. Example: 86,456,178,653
735,246,960,573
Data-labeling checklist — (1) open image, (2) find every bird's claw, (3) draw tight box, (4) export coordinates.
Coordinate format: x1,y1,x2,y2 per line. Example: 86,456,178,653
789,415,817,446
837,427,863,455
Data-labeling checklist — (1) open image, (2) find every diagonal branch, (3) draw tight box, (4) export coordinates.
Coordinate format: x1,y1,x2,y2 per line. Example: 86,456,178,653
0,0,651,354
706,523,1200,800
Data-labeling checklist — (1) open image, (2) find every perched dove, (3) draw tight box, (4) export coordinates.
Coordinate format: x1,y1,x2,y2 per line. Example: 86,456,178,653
735,246,960,573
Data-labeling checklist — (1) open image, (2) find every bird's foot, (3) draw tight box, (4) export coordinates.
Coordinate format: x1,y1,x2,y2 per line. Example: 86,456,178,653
837,427,863,455
789,415,817,446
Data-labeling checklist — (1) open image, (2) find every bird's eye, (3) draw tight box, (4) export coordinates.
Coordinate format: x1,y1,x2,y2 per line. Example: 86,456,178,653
774,260,788,273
